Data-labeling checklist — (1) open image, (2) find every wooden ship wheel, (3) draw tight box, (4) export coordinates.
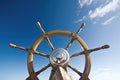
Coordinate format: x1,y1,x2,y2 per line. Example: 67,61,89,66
9,22,109,80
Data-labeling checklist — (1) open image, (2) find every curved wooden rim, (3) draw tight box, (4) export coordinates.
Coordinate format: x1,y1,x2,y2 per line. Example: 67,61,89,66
27,30,91,78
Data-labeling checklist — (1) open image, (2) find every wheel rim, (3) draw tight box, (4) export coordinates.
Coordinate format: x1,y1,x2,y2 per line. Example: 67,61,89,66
27,30,91,78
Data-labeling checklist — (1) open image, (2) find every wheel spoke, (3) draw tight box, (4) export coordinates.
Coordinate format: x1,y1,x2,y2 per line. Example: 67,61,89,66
34,51,49,58
65,39,74,50
45,37,55,51
49,69,56,80
68,64,82,76
70,51,84,58
9,43,50,58
35,63,51,75
70,44,110,58
9,43,28,51
36,22,46,34
36,21,55,50
65,23,85,50
75,23,85,34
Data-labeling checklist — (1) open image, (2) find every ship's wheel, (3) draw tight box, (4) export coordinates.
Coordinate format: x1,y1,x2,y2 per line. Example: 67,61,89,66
9,22,109,80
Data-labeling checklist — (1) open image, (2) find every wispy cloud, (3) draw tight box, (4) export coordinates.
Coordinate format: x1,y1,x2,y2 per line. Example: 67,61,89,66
69,67,120,80
74,16,86,23
89,0,120,19
78,0,93,8
90,68,120,80
102,16,116,25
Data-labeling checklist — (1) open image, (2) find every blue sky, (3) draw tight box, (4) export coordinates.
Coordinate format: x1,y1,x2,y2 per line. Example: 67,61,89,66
0,0,120,80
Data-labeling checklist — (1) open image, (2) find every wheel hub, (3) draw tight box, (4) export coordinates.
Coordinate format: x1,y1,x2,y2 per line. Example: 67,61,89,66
49,48,70,67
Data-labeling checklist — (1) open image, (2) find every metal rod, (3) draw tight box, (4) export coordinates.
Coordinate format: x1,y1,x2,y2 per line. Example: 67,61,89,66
35,63,51,75
36,21,55,50
70,44,110,58
65,22,86,50
68,64,82,76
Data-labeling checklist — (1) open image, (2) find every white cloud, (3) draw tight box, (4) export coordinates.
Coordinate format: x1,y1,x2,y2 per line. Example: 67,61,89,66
90,68,120,80
78,0,93,8
74,16,86,23
68,67,120,80
102,16,116,25
89,0,120,19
